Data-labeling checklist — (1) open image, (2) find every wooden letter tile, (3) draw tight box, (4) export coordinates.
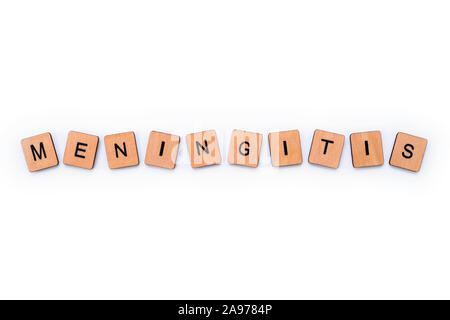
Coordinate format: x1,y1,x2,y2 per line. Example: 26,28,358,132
268,130,302,167
308,129,345,169
104,131,139,169
228,129,262,168
21,132,59,172
350,130,384,168
389,132,427,172
145,131,180,169
186,130,221,168
63,131,99,169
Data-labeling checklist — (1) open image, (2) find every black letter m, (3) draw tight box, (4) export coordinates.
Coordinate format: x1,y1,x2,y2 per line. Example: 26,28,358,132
31,142,47,161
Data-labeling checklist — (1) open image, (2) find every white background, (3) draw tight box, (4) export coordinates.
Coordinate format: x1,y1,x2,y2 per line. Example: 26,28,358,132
0,1,449,299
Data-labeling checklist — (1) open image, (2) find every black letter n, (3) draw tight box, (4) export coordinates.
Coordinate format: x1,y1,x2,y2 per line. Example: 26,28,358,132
196,140,209,156
31,142,47,161
114,142,127,158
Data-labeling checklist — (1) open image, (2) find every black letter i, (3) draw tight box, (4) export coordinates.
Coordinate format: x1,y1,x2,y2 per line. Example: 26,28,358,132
283,141,288,156
159,141,165,157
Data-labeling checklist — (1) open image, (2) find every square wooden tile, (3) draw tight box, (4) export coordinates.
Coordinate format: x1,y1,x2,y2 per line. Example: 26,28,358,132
389,132,427,172
350,130,384,168
268,130,302,167
63,131,99,169
104,131,139,169
308,129,345,169
186,130,221,168
21,132,59,172
228,129,263,168
145,131,180,169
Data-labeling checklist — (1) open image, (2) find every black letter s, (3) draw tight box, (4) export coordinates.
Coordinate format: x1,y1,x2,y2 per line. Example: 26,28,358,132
402,144,414,159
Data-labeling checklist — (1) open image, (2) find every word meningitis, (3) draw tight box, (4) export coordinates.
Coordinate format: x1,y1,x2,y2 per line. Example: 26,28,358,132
20,129,427,173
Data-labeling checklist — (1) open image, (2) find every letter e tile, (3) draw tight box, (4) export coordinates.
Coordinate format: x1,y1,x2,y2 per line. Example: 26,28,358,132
63,131,99,169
